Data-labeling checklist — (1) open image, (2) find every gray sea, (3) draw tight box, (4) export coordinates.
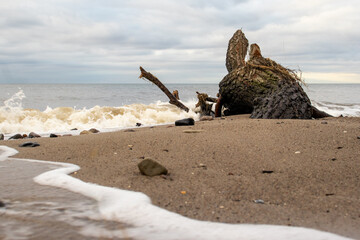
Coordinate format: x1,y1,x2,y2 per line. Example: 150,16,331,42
0,83,359,135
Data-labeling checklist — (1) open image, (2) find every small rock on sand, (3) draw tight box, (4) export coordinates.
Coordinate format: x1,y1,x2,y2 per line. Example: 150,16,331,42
175,118,195,126
50,133,58,138
80,130,90,135
19,142,40,147
29,132,41,138
200,116,213,121
0,133,4,141
9,134,23,140
0,200,5,208
89,128,100,133
138,158,168,177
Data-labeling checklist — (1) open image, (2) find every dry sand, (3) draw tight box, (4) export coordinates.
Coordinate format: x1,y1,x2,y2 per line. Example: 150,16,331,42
2,115,360,239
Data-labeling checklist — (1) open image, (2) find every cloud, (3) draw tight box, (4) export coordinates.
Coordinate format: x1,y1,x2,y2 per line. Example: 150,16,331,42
0,0,359,83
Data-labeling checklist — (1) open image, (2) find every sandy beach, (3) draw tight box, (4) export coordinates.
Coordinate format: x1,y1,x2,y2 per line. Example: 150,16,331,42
2,115,360,239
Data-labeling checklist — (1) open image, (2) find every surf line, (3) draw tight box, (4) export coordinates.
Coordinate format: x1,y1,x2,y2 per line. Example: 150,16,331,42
0,146,352,240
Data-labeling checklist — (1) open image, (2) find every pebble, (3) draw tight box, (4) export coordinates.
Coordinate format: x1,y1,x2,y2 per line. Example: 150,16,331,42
80,130,90,135
9,134,23,140
183,130,204,134
357,136,360,139
294,151,301,154
262,170,274,174
136,123,142,127
200,116,213,121
50,133,58,138
124,129,135,132
0,133,4,141
29,132,41,138
175,118,195,126
138,158,168,177
19,142,40,147
89,128,100,133
254,199,265,204
71,128,78,131
0,200,5,208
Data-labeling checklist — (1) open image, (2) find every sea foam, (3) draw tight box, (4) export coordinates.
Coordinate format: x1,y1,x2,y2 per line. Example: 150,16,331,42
0,90,199,135
0,146,353,240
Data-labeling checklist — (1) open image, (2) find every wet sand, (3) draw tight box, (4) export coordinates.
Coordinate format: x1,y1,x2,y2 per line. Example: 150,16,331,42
0,158,130,239
2,115,360,239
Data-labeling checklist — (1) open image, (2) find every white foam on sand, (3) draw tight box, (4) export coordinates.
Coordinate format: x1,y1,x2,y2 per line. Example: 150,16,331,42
0,146,353,240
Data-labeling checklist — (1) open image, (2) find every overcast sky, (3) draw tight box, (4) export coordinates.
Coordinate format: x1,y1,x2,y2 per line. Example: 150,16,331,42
0,0,359,84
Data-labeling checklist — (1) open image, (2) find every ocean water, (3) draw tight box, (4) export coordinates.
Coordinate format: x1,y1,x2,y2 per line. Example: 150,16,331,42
0,83,359,136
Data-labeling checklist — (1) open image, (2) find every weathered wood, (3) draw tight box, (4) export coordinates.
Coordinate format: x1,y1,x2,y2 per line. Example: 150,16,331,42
139,67,189,112
215,96,223,117
219,30,331,119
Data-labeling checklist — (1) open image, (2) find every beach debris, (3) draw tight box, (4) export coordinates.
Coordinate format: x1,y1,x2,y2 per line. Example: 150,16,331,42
337,146,343,149
175,118,195,126
183,130,204,134
138,158,168,177
200,116,214,121
89,128,100,133
331,158,337,161
19,142,40,147
295,151,301,154
357,136,360,139
0,200,5,208
219,29,332,119
124,129,136,132
228,172,234,175
0,133,4,141
262,170,274,174
71,128,78,131
343,131,347,133
161,174,173,181
325,193,335,196
50,133,58,138
9,134,23,140
181,191,187,195
136,123,142,127
219,205,225,209
254,199,265,204
29,132,41,138
139,66,189,112
128,145,133,150
196,92,216,116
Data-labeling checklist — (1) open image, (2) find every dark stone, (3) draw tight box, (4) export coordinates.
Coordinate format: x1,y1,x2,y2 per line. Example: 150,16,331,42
0,133,4,141
138,158,168,177
124,129,135,132
19,142,40,147
29,132,41,138
71,128,78,131
9,134,23,140
357,136,360,139
136,123,142,127
262,170,274,174
175,118,195,126
50,133,58,138
0,200,5,208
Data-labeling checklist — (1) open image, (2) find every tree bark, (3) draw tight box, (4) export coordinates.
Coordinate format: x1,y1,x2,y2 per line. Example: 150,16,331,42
139,67,189,112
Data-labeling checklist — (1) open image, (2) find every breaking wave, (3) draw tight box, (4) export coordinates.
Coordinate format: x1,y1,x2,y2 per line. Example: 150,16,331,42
311,101,360,117
0,90,199,135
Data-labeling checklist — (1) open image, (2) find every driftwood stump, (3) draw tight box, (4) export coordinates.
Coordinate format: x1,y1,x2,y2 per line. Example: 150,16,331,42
219,30,331,119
